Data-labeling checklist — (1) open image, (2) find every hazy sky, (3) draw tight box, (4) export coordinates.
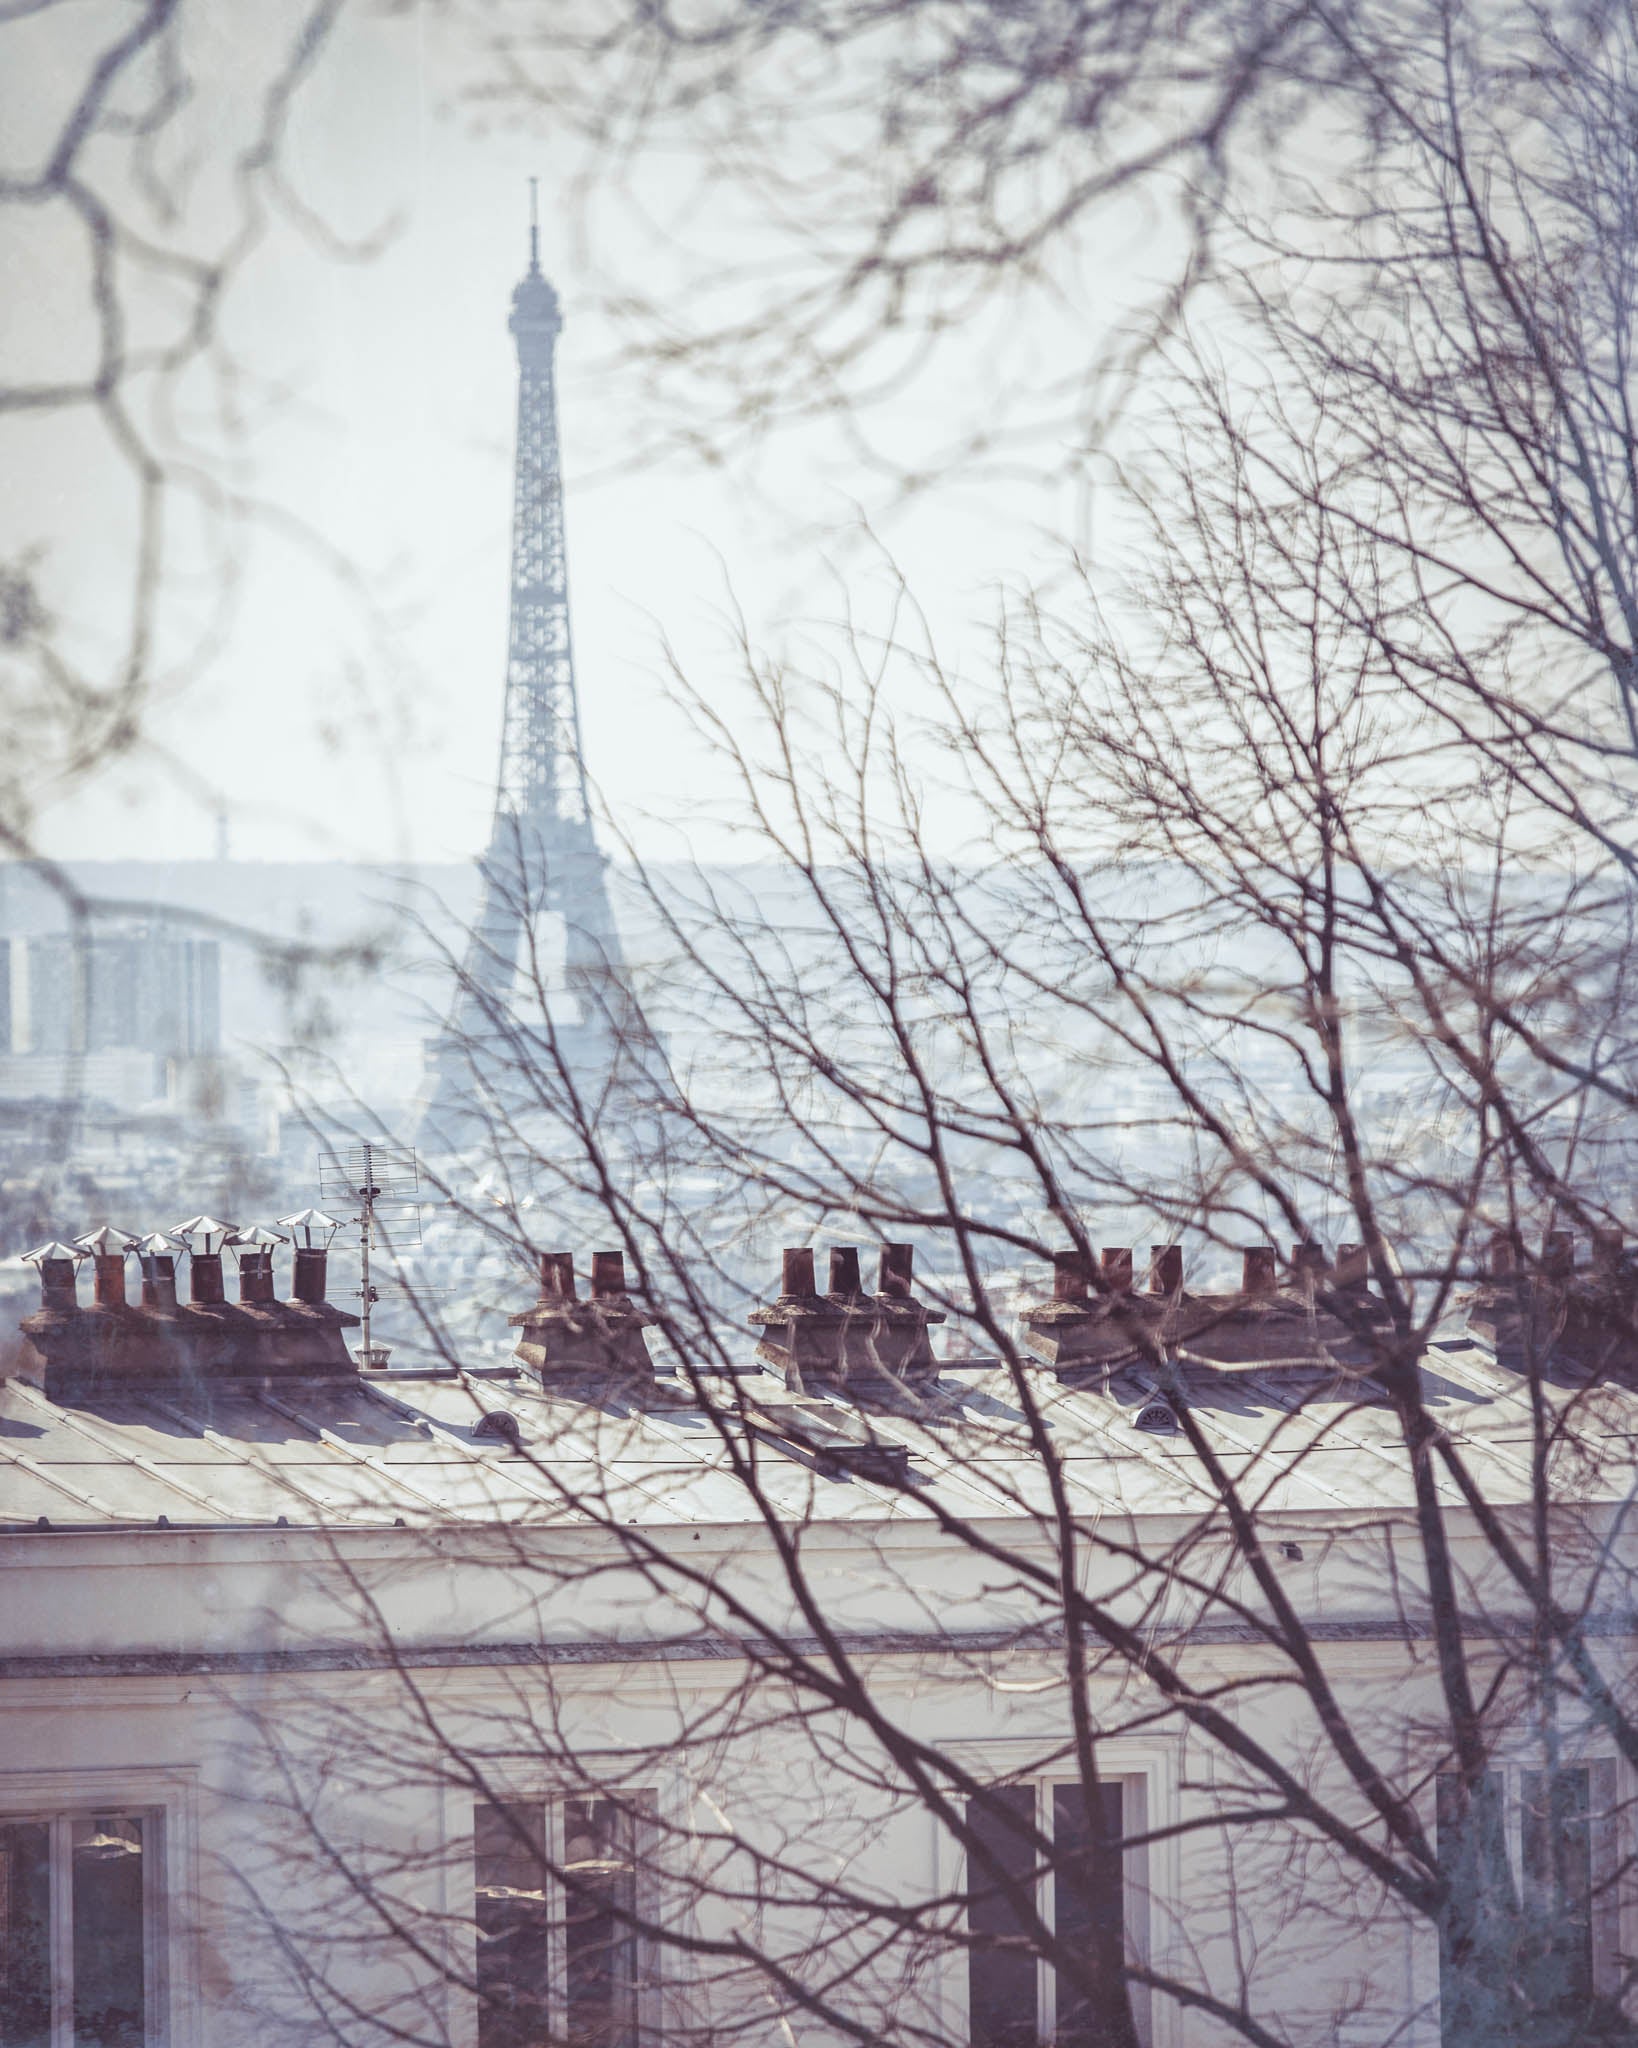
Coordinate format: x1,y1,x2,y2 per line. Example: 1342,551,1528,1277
5,3,1143,871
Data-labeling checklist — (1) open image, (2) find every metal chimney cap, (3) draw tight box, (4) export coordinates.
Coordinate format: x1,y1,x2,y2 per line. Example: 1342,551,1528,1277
276,1208,341,1250
74,1225,139,1258
22,1241,85,1266
132,1231,184,1258
172,1216,238,1255
231,1223,288,1252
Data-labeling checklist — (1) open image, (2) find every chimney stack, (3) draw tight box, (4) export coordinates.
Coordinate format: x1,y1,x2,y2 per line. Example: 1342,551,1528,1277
539,1251,576,1300
828,1246,864,1298
510,1247,657,1381
18,1215,360,1398
1148,1244,1183,1296
878,1244,915,1299
238,1253,275,1305
292,1248,328,1304
190,1253,225,1305
1335,1243,1368,1288
1543,1230,1575,1279
751,1243,941,1391
276,1210,341,1308
25,1244,81,1312
173,1217,236,1306
74,1226,135,1309
590,1250,629,1300
1053,1250,1092,1302
93,1255,127,1308
1100,1247,1134,1294
781,1247,819,1298
1593,1228,1626,1278
1242,1246,1278,1295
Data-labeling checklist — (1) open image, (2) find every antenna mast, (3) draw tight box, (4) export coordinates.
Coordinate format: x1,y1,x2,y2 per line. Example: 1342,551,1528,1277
318,1142,422,1369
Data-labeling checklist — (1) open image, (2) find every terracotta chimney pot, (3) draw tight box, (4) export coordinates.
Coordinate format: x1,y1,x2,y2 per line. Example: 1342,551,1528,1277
878,1244,915,1298
1053,1250,1092,1302
590,1251,627,1300
1100,1247,1134,1294
539,1251,576,1301
1148,1244,1183,1295
829,1247,863,1297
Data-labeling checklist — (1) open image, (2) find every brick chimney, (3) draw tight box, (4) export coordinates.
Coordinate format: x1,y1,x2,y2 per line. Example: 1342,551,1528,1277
1241,1246,1278,1295
749,1246,848,1385
854,1243,943,1381
1022,1242,1153,1372
750,1243,943,1393
510,1250,658,1381
17,1211,360,1398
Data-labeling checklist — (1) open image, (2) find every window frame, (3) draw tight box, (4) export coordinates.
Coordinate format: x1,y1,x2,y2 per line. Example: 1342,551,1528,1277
1430,1752,1624,2022
469,1775,661,2048
0,1764,199,2048
936,1735,1179,2048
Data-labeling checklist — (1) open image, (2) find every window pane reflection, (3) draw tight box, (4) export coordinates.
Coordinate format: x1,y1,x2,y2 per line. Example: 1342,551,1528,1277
71,1814,145,2048
0,1821,51,2048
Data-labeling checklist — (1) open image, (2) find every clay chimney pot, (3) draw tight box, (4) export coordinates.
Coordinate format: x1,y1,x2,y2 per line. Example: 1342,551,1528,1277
1053,1250,1091,1302
539,1251,576,1301
590,1251,627,1300
292,1246,329,1305
878,1244,915,1299
781,1247,817,1298
1149,1244,1183,1296
828,1246,863,1297
1543,1230,1575,1278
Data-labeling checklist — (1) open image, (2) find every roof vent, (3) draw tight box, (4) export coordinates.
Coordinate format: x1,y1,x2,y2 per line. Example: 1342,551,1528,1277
474,1409,524,1449
1135,1399,1180,1433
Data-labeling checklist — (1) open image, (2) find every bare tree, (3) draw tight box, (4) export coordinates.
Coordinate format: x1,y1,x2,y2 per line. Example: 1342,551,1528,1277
16,4,1638,2046
212,9,1638,2048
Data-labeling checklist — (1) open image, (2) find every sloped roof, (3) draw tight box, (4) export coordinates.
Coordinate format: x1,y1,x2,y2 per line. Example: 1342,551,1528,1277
1,1336,1632,1535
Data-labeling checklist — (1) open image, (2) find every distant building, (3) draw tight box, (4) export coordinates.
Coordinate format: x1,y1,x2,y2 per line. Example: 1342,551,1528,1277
18,923,219,1060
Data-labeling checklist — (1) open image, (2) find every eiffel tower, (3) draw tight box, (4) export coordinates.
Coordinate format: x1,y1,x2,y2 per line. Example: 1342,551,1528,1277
420,189,648,1149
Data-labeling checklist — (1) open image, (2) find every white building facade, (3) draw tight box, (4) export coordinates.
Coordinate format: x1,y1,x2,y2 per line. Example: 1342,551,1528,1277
2,1232,1635,2048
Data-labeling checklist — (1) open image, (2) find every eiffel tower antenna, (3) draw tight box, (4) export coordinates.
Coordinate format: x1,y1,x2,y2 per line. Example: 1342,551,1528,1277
420,188,647,1147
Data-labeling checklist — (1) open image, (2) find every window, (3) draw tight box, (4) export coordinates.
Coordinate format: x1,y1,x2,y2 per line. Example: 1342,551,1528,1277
965,1778,1148,2048
1,1811,156,2047
474,1795,647,2048
1436,1762,1620,2044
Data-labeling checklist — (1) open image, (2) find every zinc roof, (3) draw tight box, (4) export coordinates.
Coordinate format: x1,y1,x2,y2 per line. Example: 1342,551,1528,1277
2,1335,1635,1535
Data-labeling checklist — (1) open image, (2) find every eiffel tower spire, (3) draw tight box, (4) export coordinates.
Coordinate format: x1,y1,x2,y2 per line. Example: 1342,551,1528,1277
420,192,646,1147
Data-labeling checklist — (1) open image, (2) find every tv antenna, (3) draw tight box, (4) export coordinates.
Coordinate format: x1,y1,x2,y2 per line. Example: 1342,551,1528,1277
318,1142,423,1369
